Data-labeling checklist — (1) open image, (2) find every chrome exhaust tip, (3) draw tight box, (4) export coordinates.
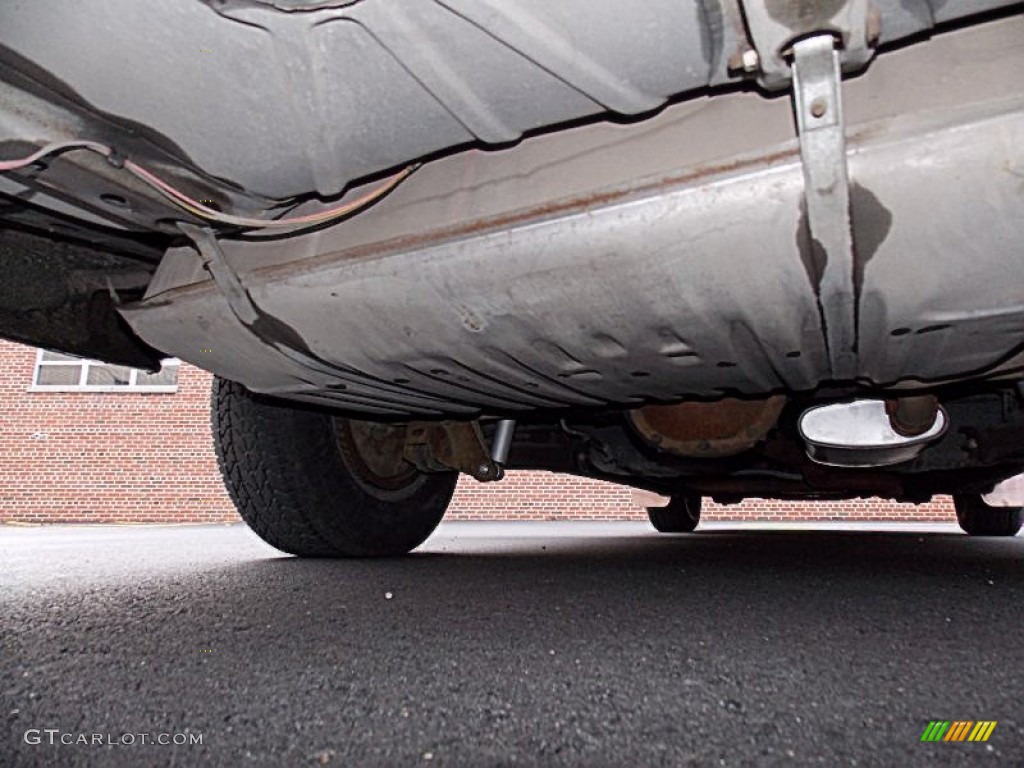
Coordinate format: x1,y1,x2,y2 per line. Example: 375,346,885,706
798,399,947,468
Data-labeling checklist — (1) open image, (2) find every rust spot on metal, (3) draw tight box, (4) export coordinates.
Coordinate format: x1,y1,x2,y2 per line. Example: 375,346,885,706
254,147,802,280
885,395,939,438
334,419,417,490
139,144,802,305
403,420,501,481
629,396,786,458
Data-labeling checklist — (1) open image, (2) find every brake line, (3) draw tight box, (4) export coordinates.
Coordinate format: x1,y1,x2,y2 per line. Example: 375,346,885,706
0,140,418,232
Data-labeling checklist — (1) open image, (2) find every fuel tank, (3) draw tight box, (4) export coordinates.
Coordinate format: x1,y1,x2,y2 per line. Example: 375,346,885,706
120,17,1024,417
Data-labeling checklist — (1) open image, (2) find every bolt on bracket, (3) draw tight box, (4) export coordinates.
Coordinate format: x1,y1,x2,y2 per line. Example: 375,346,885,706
737,0,876,89
403,420,505,482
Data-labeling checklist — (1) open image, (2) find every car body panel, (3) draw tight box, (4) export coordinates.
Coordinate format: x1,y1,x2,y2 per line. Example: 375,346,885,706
121,17,1024,417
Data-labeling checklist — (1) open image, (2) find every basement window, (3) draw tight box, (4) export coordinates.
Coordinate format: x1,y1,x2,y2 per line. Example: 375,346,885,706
30,350,180,393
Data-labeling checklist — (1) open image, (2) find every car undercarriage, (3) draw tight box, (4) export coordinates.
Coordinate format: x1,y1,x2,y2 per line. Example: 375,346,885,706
2,1,1023,554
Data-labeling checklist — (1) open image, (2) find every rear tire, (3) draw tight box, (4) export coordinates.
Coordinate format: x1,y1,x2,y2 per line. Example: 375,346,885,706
647,493,702,533
953,494,1023,537
212,378,458,557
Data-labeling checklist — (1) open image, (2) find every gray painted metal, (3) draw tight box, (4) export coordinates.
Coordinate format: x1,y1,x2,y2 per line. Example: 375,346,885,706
1,2,1022,418
0,0,1016,206
121,17,1024,417
738,0,874,89
0,0,715,200
791,35,857,381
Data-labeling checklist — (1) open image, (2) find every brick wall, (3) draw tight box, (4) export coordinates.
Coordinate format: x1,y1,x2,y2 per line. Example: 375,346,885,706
448,477,955,522
0,339,955,525
0,340,236,524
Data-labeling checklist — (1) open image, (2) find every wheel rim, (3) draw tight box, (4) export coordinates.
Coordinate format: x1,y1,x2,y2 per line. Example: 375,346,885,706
333,418,424,499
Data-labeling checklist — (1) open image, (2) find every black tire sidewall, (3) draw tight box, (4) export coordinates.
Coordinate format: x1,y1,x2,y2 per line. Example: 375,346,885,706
954,494,1023,537
647,494,702,533
212,378,457,557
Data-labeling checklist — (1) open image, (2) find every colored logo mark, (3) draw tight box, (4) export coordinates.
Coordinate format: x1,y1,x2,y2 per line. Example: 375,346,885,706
920,721,996,742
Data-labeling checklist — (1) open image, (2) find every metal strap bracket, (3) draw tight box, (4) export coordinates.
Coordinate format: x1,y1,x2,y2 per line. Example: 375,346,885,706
178,222,259,325
733,1,875,379
791,34,857,380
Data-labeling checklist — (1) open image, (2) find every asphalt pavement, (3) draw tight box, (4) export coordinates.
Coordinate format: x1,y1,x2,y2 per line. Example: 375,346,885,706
2,520,1023,767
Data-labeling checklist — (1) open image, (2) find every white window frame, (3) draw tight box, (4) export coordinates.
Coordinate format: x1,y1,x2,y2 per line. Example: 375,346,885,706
29,349,180,394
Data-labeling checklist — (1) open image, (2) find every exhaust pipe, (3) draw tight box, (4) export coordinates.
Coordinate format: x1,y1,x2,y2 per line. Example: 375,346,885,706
798,399,946,468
